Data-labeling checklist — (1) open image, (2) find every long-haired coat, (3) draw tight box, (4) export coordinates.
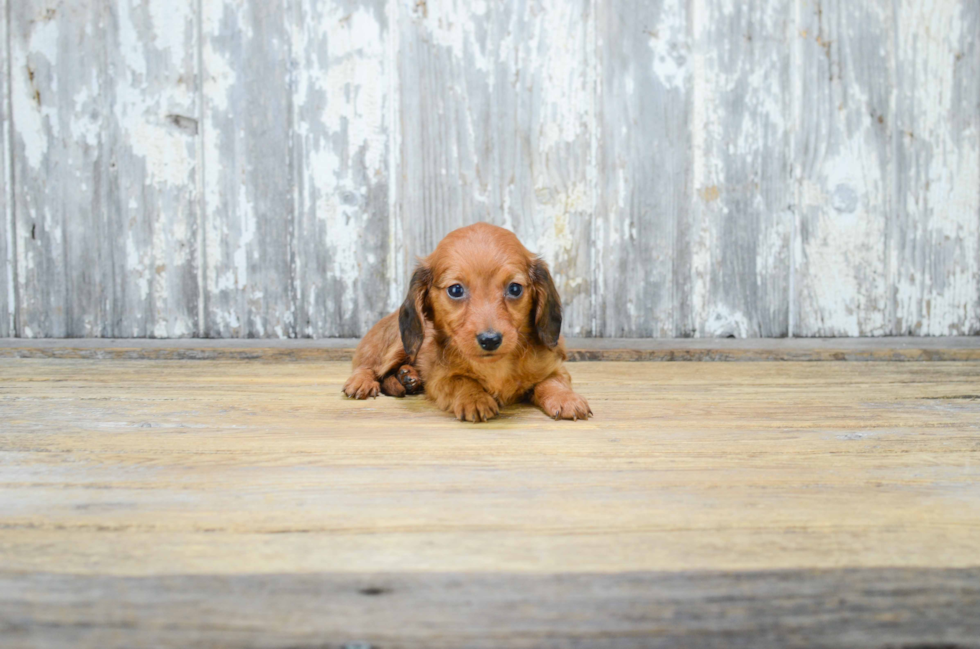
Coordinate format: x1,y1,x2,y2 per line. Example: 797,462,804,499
343,223,591,422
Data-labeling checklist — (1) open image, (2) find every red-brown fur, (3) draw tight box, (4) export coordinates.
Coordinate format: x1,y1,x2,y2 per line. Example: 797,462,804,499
342,223,591,422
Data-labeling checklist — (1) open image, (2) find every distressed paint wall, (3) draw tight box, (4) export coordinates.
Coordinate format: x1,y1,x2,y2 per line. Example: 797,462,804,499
1,0,11,338
0,0,977,338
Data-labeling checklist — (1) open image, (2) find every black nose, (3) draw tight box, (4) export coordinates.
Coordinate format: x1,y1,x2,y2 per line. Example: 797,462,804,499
476,331,503,352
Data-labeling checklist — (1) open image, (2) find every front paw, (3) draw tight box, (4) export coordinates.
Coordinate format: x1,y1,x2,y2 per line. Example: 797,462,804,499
343,372,380,399
453,391,499,422
540,390,592,421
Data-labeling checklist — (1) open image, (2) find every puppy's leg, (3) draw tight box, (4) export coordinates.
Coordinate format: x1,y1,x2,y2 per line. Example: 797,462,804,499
343,312,407,399
396,364,424,394
429,375,499,422
532,367,592,421
381,374,407,397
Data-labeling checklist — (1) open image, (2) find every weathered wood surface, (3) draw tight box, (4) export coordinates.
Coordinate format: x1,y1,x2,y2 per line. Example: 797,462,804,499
3,569,979,649
1,0,11,338
1,358,979,646
596,0,688,337
396,0,596,335
1,0,978,338
290,0,391,338
690,0,794,338
107,0,201,338
2,336,980,362
795,0,894,336
10,2,106,337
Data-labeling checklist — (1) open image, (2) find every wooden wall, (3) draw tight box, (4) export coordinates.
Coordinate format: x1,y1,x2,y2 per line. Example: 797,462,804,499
1,0,977,338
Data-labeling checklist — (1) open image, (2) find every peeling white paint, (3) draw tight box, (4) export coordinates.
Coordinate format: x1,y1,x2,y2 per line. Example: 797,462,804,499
4,0,979,338
648,0,689,91
420,0,489,73
317,8,386,173
110,1,197,188
534,180,588,295
533,2,590,153
801,127,890,336
12,18,60,170
2,1,14,336
703,305,750,338
893,0,980,335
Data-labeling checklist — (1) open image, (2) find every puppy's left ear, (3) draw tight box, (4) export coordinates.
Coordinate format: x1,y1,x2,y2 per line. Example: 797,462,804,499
399,264,431,362
530,258,562,348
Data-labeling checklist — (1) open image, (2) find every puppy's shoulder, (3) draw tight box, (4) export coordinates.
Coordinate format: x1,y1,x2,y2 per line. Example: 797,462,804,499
520,338,566,381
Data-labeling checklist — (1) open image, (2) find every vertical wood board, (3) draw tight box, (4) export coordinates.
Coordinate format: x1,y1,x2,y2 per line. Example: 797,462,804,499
103,0,200,337
201,0,294,337
688,0,793,338
10,1,107,337
892,0,980,336
396,0,596,335
289,0,391,337
596,0,690,337
1,0,12,337
794,0,894,336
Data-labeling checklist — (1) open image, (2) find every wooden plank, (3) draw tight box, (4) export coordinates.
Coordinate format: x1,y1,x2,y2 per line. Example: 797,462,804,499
102,0,200,337
1,568,978,648
892,0,980,336
396,0,595,335
201,0,294,337
9,1,108,337
794,0,894,336
1,359,979,576
2,358,979,643
289,0,391,337
0,0,11,338
2,336,980,362
688,0,792,337
596,0,689,337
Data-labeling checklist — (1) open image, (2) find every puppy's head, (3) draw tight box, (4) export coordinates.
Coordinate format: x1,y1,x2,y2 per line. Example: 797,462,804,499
399,223,562,363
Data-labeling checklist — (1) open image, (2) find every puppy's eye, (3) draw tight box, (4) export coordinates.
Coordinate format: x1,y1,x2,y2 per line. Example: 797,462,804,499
447,284,465,299
507,283,524,298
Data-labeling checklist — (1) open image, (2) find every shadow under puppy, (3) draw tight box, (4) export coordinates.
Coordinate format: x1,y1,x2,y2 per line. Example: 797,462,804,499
343,222,591,422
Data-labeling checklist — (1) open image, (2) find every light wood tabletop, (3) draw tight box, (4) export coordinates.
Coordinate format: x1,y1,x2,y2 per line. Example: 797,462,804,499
1,356,979,647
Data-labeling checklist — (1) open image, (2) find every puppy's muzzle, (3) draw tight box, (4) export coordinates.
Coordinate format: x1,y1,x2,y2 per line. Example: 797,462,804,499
476,330,503,352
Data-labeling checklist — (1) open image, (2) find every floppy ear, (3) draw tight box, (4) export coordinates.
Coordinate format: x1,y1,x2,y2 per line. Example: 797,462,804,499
530,258,562,348
399,264,431,361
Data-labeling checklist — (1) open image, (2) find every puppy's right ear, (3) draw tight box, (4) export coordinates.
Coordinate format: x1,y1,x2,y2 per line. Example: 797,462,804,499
399,264,431,361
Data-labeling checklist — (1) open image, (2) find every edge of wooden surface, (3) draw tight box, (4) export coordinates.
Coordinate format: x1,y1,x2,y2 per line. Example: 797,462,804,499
3,568,979,649
0,336,978,361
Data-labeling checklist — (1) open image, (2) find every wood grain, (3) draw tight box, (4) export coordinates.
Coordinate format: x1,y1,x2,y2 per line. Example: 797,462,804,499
892,0,980,336
396,0,596,335
104,0,201,337
10,1,108,337
1,359,979,576
596,0,689,337
1,0,11,338
1,358,979,645
2,569,978,648
289,0,392,338
794,0,894,336
689,0,793,337
201,0,295,337
2,336,979,362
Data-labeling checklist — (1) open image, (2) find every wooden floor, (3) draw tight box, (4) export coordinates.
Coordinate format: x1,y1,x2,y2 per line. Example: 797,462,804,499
1,356,979,647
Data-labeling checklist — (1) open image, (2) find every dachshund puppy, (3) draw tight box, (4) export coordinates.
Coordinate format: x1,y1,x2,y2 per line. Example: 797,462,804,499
343,222,591,422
